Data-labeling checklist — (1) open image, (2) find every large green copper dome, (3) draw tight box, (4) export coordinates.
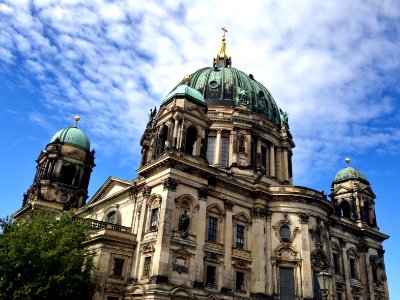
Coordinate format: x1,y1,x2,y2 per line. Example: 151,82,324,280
169,67,281,125
333,166,369,184
50,126,90,150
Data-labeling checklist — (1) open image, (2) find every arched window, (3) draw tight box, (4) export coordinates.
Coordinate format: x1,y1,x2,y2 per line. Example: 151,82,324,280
159,126,168,153
338,201,351,218
107,211,117,224
61,165,76,185
184,126,198,155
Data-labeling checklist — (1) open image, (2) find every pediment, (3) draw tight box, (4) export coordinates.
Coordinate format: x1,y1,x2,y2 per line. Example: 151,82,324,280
233,212,251,224
88,176,131,204
332,184,353,195
207,203,225,215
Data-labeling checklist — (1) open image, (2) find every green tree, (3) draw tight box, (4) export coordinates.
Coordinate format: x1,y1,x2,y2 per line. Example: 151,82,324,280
0,211,97,300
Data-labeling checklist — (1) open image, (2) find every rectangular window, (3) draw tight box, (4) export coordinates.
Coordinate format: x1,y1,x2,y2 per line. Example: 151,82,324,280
143,256,151,277
333,253,340,274
236,224,244,249
112,258,124,276
205,265,216,287
107,297,119,300
350,258,357,278
150,208,158,231
220,137,229,167
261,145,267,172
336,293,342,300
206,137,216,165
280,267,295,300
236,271,245,291
207,217,217,242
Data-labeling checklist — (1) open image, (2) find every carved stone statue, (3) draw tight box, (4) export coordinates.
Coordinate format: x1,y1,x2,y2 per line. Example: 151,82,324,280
235,86,249,106
279,109,289,126
179,210,190,232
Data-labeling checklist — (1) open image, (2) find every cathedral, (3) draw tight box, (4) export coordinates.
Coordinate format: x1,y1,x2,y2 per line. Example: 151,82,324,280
14,31,390,300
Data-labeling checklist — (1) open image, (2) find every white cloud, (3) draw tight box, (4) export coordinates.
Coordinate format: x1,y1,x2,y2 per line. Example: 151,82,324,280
0,0,399,188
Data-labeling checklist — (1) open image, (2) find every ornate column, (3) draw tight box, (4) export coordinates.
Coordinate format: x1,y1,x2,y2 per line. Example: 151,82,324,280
276,147,282,181
340,239,352,300
299,213,313,299
247,131,252,166
251,207,267,295
151,178,179,282
172,117,179,148
193,187,208,287
282,147,289,181
223,200,234,290
269,144,275,178
266,211,273,296
215,129,222,165
357,242,370,300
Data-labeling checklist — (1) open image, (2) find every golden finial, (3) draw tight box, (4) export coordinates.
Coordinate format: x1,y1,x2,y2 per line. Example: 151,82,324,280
74,115,81,127
183,75,191,84
345,157,351,165
219,26,229,58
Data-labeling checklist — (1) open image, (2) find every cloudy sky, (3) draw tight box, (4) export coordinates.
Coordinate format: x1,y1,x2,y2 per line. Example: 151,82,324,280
1,0,399,297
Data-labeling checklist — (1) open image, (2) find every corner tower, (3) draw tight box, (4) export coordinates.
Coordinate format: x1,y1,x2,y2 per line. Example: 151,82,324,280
14,116,95,218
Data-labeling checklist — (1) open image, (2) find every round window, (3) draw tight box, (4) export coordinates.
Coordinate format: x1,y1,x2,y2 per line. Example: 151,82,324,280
279,225,291,241
209,80,218,88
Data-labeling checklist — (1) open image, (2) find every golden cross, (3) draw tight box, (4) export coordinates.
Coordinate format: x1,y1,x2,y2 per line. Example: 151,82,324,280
221,26,228,39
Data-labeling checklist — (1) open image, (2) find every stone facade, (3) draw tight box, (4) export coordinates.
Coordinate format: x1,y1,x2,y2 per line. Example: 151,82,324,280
18,37,389,300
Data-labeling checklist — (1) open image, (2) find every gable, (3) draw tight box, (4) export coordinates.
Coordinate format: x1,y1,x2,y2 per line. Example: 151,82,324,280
88,176,131,204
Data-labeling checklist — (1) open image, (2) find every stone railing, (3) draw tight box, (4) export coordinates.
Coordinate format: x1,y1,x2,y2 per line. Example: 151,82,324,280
89,219,130,232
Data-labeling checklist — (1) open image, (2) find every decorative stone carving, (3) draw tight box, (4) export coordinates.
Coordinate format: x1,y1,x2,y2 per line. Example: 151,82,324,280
141,244,154,253
172,263,189,274
273,244,300,261
311,249,329,270
162,178,179,191
251,207,267,219
298,212,309,224
224,199,235,211
204,251,223,263
142,185,150,199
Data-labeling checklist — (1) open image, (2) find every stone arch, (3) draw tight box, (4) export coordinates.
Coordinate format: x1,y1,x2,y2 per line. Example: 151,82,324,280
147,194,162,232
170,286,194,299
174,194,198,233
338,200,351,218
102,205,121,225
129,285,145,300
184,125,198,155
158,124,169,153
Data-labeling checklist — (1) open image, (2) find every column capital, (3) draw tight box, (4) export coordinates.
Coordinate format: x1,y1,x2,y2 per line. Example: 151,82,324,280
298,212,309,224
224,199,235,211
162,178,179,191
251,207,267,219
198,187,208,201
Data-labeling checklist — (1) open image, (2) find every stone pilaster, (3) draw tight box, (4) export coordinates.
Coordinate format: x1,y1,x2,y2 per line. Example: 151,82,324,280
298,213,313,299
223,199,234,290
251,207,267,294
269,144,275,178
215,129,222,165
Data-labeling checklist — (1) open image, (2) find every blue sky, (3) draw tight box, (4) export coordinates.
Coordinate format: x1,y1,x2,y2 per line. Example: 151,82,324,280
1,0,399,297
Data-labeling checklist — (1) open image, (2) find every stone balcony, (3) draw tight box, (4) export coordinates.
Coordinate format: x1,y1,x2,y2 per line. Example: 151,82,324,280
84,219,137,247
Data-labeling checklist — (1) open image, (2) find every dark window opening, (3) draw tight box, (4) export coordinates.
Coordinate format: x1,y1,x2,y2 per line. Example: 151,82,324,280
333,253,341,274
261,146,267,173
313,271,322,300
150,208,159,231
280,267,295,300
184,126,198,155
159,126,168,153
314,229,321,243
143,257,151,277
205,265,216,287
338,201,351,218
61,164,76,185
372,264,378,282
107,211,117,224
239,137,246,153
112,258,124,276
350,258,357,278
236,271,245,291
107,297,119,300
236,224,244,249
280,225,291,242
207,217,217,242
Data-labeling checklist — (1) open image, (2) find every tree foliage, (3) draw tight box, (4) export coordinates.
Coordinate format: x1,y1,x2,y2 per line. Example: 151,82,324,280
0,211,96,300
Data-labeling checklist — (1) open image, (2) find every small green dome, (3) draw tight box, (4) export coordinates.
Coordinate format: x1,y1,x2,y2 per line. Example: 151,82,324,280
163,84,206,106
333,166,369,184
50,126,90,150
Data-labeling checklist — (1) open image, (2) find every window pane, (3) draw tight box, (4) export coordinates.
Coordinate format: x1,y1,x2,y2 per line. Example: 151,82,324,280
112,258,124,276
280,225,291,241
313,271,322,300
236,225,244,249
143,257,151,277
107,211,116,224
206,265,216,286
221,137,229,167
280,267,295,300
150,208,158,231
236,271,245,291
206,137,216,165
208,217,217,242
